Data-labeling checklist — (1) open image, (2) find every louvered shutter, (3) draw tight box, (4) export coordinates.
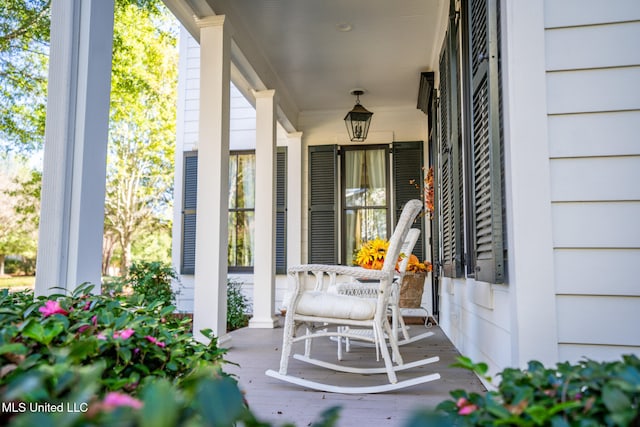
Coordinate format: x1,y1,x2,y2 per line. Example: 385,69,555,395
308,145,338,264
430,92,441,278
393,141,425,261
181,152,198,274
438,22,464,278
466,0,505,283
275,147,287,274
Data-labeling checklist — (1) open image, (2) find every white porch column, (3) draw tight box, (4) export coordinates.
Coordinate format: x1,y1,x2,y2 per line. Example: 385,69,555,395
249,89,278,328
35,0,114,296
193,16,231,344
286,132,303,267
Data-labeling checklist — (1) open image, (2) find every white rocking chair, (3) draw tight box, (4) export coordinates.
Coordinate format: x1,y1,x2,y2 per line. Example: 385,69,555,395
334,228,435,359
265,199,440,394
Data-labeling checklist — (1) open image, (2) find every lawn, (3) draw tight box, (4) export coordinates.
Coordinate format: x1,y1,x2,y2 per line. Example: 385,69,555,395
0,275,35,289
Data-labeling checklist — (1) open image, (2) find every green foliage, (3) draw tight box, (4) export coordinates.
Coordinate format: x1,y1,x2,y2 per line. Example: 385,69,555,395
227,279,250,331
3,256,35,276
104,0,178,273
0,286,224,391
124,261,179,307
0,0,50,152
131,227,172,265
6,168,41,229
434,355,640,427
0,286,343,427
0,162,39,266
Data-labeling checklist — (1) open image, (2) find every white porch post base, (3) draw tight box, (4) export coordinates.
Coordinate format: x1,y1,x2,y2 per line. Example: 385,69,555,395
217,333,232,348
35,0,114,296
192,15,231,344
249,89,278,328
249,317,279,328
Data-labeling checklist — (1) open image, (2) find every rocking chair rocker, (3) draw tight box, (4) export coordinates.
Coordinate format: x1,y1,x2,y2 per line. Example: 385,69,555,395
265,199,440,394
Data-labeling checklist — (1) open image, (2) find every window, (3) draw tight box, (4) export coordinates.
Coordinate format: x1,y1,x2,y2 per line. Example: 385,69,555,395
341,145,390,265
228,151,256,271
308,142,424,266
180,149,287,274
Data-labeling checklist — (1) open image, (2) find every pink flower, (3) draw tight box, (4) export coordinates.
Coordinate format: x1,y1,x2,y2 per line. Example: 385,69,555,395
458,404,478,415
102,392,143,410
145,335,166,348
82,300,92,310
97,332,107,340
456,397,478,416
79,316,99,334
113,328,135,340
39,300,69,317
456,397,469,407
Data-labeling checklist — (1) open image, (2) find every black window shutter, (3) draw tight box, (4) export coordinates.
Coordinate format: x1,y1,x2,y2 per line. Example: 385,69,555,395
430,91,442,278
275,147,287,274
393,141,425,261
308,145,338,264
466,0,505,283
181,151,198,274
438,22,464,278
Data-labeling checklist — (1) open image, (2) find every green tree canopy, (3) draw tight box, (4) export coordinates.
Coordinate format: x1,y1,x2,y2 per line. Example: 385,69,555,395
1,0,178,275
0,157,39,275
104,0,178,274
0,0,50,153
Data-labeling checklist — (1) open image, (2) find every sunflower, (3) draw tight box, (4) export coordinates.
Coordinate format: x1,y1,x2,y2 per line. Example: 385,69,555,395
354,238,389,269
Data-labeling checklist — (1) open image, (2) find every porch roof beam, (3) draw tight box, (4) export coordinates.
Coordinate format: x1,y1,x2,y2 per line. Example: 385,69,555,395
162,0,299,133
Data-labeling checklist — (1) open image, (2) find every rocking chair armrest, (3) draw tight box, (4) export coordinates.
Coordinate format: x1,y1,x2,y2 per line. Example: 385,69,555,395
288,264,391,281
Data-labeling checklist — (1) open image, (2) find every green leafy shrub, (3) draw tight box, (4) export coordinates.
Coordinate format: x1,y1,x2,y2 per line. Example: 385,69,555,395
227,279,250,331
433,355,640,427
3,363,247,427
4,362,342,427
3,256,35,276
124,261,179,307
0,285,227,423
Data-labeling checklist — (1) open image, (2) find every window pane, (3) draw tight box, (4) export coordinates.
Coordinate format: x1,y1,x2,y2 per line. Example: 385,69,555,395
228,151,256,268
365,149,387,206
342,146,389,265
237,153,255,209
228,212,238,266
344,148,387,208
344,150,365,207
345,208,387,264
237,211,255,266
228,155,238,209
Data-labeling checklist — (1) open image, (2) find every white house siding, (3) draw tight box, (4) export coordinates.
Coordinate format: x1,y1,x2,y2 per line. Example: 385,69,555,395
438,0,640,378
544,0,640,362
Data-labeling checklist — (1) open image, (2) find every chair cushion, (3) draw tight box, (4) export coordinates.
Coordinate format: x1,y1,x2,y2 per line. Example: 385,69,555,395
296,291,376,321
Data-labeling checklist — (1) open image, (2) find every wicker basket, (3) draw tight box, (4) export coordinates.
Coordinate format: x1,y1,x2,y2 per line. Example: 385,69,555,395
399,272,426,308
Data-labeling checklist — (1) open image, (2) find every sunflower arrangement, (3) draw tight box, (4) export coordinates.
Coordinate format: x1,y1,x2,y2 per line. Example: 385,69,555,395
354,237,389,270
354,237,433,273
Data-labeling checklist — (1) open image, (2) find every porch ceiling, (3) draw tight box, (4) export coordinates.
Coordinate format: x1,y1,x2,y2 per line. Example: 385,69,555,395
164,0,447,128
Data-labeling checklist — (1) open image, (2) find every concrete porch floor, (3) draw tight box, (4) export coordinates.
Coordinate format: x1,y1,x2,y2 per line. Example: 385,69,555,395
225,318,486,426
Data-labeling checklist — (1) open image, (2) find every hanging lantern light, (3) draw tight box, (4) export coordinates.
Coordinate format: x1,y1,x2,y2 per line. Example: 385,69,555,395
344,89,373,142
